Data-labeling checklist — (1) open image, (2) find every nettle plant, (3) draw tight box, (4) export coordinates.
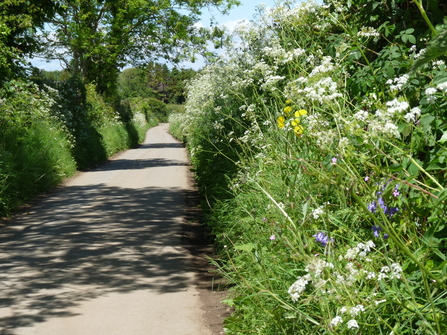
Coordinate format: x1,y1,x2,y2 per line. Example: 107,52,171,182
174,0,447,334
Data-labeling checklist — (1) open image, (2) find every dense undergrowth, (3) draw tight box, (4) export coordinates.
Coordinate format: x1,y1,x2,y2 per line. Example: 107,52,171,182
0,77,158,217
170,0,447,334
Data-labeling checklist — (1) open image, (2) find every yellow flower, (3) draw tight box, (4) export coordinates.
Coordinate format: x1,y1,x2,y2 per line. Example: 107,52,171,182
283,106,292,115
285,99,292,104
294,125,304,136
295,109,307,117
291,118,300,126
277,116,286,129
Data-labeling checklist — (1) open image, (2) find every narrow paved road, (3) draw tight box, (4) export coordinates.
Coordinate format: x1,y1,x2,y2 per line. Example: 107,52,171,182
0,124,213,335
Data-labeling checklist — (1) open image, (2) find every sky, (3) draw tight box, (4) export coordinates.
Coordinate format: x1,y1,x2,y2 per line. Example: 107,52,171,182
29,0,280,72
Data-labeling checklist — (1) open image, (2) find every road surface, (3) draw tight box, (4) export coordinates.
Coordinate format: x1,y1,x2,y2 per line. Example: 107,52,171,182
0,124,219,335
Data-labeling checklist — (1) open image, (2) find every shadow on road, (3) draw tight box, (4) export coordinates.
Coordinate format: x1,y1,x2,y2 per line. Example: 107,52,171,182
0,181,196,334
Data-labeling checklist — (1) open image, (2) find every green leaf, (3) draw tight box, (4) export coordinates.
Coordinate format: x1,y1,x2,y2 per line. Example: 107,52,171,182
412,27,447,69
438,131,447,143
420,114,435,133
408,159,421,176
302,201,309,220
389,163,403,172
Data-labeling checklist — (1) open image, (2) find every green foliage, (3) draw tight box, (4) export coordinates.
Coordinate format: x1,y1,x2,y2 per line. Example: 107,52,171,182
175,1,447,334
0,0,59,79
413,26,447,69
118,64,196,104
121,96,168,123
118,68,157,100
37,0,238,97
0,74,154,216
0,80,76,216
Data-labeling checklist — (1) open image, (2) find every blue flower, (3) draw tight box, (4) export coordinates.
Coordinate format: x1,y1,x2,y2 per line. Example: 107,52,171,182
367,201,377,213
313,232,332,246
372,225,382,237
368,197,398,217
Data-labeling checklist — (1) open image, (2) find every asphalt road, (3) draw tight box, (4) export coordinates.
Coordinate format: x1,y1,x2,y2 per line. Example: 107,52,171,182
0,124,212,335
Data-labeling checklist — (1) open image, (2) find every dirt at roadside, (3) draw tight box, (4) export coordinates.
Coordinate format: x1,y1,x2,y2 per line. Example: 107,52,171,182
181,175,232,335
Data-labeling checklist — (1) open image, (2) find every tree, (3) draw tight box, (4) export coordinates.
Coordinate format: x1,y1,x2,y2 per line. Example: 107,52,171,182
118,67,157,99
118,63,196,103
0,0,59,80
39,0,238,97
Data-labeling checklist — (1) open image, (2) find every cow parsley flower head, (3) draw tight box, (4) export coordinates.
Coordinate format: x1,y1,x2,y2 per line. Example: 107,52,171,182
329,316,343,327
425,87,437,96
405,107,421,122
311,206,325,219
288,274,311,302
358,26,380,37
347,319,359,329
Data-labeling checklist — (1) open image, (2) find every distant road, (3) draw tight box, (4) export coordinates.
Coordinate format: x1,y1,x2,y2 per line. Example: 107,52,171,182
0,123,211,335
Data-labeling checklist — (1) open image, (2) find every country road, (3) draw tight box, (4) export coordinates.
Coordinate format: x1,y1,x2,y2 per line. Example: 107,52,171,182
0,124,226,335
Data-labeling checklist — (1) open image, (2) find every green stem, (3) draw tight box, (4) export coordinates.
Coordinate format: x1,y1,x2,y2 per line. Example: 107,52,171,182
350,189,445,288
413,0,438,37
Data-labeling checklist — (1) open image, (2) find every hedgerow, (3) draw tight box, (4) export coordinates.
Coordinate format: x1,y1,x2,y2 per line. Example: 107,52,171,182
0,78,154,217
170,0,447,334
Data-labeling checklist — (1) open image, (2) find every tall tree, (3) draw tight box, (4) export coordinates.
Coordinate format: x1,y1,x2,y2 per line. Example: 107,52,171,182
39,0,237,97
0,0,59,80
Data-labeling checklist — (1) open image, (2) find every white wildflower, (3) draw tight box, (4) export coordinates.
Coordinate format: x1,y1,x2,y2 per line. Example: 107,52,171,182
404,107,421,122
339,137,350,150
383,121,400,138
386,99,409,114
390,263,403,279
345,247,360,259
347,319,359,329
305,258,334,276
427,95,437,104
365,271,376,279
387,74,409,91
354,110,369,122
288,274,311,302
311,206,325,219
425,87,437,96
329,316,343,327
437,81,447,92
358,26,380,37
350,305,365,317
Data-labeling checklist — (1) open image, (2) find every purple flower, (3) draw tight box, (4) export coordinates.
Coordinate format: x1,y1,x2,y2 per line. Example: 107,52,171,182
364,176,370,182
313,232,332,246
368,197,398,217
392,185,400,197
372,225,382,237
383,234,389,239
367,201,377,213
331,157,337,165
270,234,276,241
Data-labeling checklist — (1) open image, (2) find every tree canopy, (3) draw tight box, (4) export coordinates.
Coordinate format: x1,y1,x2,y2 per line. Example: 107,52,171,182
118,63,196,103
0,0,59,79
37,0,237,96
